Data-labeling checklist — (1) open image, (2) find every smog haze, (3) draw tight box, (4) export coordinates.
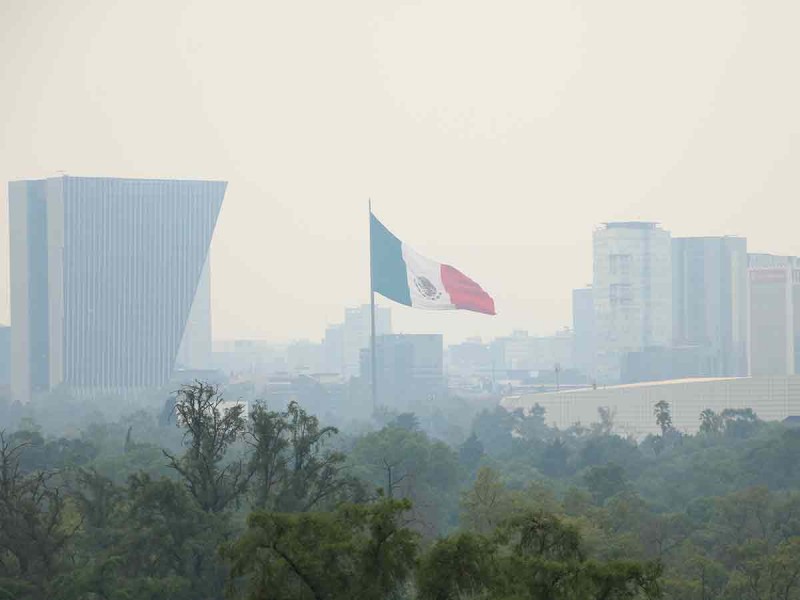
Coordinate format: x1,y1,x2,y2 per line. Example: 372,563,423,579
2,0,799,343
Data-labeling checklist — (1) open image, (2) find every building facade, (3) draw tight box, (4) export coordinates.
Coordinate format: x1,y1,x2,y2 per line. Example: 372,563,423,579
175,258,213,370
9,176,225,401
572,286,594,379
361,333,444,410
0,325,9,386
342,305,391,379
447,337,492,375
671,236,748,377
286,340,324,374
322,324,345,374
748,254,800,376
593,222,672,383
502,376,800,436
212,339,286,377
621,345,717,383
490,329,573,373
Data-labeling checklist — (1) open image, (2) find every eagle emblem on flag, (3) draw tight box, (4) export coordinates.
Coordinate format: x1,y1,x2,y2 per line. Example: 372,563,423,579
371,212,495,315
414,276,442,300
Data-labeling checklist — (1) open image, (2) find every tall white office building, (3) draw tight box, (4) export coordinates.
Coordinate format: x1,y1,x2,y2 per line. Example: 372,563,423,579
593,222,672,383
9,176,225,401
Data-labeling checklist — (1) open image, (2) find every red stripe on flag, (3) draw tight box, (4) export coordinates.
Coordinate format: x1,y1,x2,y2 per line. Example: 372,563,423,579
441,264,496,315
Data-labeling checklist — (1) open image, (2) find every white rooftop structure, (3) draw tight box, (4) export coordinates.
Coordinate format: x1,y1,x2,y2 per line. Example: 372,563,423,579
502,376,800,436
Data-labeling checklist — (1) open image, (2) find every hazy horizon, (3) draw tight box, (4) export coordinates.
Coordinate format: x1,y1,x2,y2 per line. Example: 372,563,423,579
2,0,799,345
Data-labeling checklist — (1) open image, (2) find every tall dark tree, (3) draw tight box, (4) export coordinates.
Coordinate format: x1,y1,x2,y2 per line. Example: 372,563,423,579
654,400,673,437
416,531,496,599
248,400,355,512
594,405,617,436
699,408,723,435
348,426,460,538
59,473,230,600
418,509,662,600
70,468,121,534
163,381,250,513
458,431,484,475
390,412,420,432
540,437,571,477
471,406,522,457
0,431,77,598
223,499,418,600
720,407,760,439
584,462,629,505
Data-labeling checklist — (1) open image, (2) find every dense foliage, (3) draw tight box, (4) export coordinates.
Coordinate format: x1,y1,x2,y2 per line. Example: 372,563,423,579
2,382,800,599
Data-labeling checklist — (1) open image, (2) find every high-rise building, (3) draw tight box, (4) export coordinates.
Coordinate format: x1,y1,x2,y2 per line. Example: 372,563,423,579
175,259,213,370
318,306,392,378
572,286,594,378
593,222,672,383
748,254,800,376
322,324,344,374
672,237,748,376
9,176,225,401
342,305,391,378
360,333,444,410
0,325,9,386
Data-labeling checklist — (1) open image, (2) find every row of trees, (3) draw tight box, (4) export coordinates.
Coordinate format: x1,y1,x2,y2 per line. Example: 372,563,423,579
4,380,800,598
226,501,661,599
0,382,666,599
0,382,360,598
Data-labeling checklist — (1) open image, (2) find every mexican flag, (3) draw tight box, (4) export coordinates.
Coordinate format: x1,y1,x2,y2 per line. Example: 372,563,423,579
370,212,496,315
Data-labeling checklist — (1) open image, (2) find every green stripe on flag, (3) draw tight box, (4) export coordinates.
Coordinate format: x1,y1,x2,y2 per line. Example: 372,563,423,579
370,213,412,306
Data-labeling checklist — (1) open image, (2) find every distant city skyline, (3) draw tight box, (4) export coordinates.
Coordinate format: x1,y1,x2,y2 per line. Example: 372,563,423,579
2,1,800,344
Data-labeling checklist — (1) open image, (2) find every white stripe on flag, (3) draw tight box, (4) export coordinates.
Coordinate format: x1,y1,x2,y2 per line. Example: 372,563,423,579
401,243,455,310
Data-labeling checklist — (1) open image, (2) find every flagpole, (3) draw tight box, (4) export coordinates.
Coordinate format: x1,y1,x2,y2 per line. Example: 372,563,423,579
369,199,378,414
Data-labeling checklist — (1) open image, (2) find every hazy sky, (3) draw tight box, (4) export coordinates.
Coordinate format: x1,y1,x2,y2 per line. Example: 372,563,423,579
1,0,799,344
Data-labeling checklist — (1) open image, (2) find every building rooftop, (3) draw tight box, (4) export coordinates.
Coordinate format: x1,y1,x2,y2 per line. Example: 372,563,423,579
510,376,746,398
601,221,660,230
673,235,746,241
11,175,227,185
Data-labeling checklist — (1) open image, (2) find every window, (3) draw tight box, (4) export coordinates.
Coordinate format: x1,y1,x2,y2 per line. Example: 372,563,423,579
610,254,632,276
610,283,633,305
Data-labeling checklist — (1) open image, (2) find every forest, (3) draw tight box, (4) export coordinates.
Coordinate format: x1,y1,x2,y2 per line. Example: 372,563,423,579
2,382,800,599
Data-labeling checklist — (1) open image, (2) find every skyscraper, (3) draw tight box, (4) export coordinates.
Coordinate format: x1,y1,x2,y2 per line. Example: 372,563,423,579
593,222,672,383
0,325,9,387
175,259,213,370
342,304,391,379
748,253,800,376
672,236,748,376
9,176,225,401
359,333,444,410
322,323,344,374
572,286,594,378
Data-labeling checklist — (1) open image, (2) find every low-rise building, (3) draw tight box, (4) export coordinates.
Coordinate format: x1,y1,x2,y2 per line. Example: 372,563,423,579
502,376,800,436
490,329,573,372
